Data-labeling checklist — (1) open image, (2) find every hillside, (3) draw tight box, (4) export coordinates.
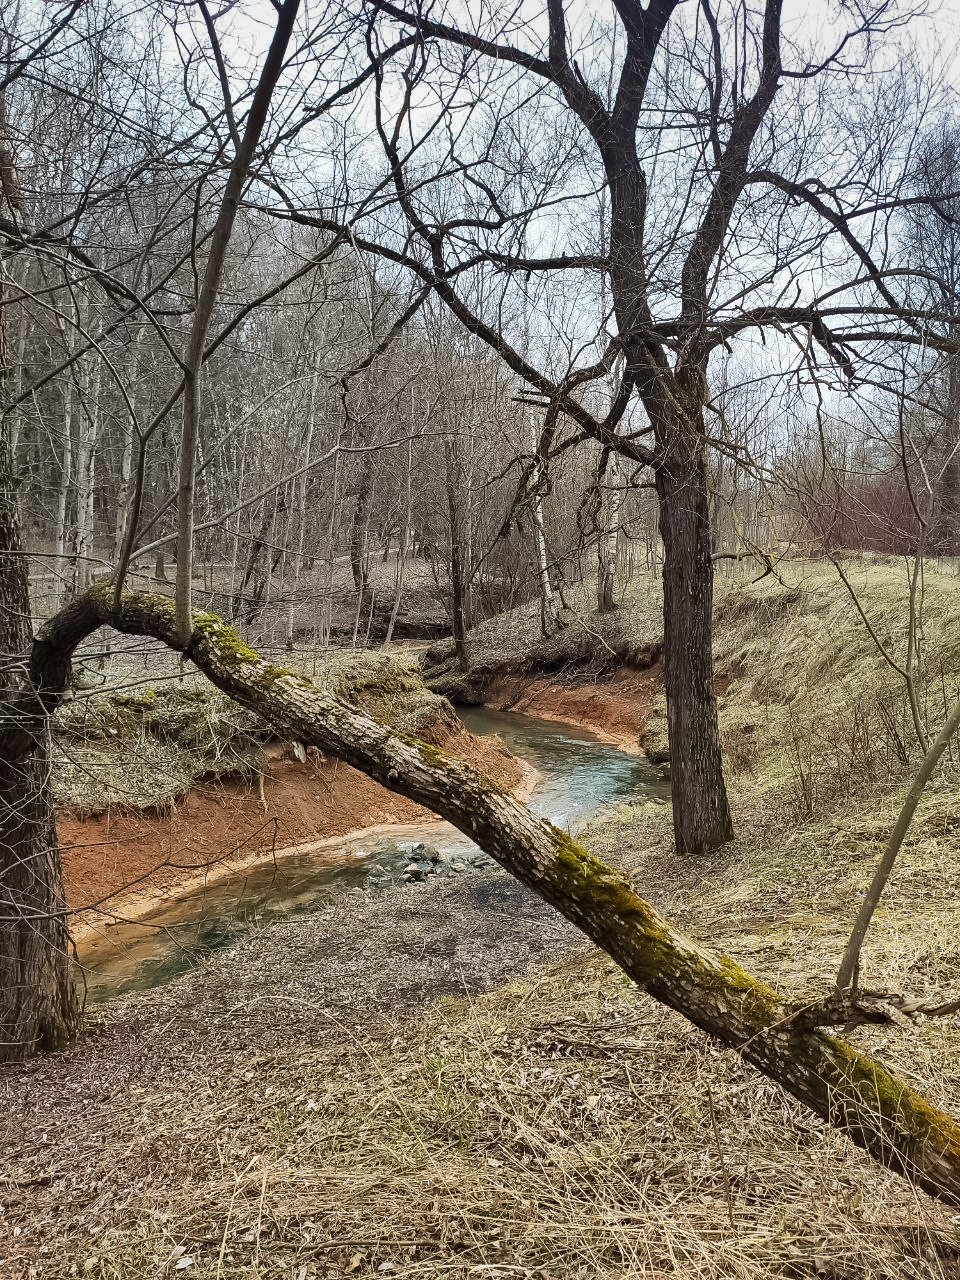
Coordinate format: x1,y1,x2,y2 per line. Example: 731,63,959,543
6,559,960,1278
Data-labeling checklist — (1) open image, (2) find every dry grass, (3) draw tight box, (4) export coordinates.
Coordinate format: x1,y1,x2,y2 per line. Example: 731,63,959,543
5,934,960,1280
51,648,452,813
10,557,960,1277
711,558,960,806
10,762,960,1279
428,576,665,677
51,683,266,813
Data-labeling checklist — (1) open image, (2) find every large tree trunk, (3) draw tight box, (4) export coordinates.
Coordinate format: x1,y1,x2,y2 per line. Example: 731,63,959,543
0,450,79,1062
655,430,733,856
0,743,79,1059
19,585,960,1204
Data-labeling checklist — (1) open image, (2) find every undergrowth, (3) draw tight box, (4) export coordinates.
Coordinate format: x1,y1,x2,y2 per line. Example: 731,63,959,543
18,556,960,1278
10,951,960,1279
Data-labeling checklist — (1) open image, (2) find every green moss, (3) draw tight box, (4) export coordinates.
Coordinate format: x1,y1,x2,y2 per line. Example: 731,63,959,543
548,828,781,1025
112,688,156,711
415,739,448,766
190,615,317,689
827,1034,960,1156
192,612,261,666
261,664,314,688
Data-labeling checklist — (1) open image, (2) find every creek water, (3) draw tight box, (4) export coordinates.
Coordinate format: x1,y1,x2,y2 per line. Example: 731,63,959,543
75,707,668,1005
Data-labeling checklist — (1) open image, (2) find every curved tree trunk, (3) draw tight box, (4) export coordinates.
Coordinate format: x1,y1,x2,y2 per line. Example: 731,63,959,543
15,584,960,1204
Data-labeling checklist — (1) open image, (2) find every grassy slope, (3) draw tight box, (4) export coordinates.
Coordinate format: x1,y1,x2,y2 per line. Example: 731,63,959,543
420,557,960,1274
52,649,459,812
11,559,960,1278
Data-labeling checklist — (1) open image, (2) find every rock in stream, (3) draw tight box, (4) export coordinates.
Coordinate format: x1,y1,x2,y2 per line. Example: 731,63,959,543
366,841,496,889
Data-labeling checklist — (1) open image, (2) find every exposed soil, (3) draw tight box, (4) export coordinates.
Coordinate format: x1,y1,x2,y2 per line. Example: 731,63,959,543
57,723,526,937
481,662,661,752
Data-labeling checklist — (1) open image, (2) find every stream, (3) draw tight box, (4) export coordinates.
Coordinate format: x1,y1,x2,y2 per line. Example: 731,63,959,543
76,707,669,1005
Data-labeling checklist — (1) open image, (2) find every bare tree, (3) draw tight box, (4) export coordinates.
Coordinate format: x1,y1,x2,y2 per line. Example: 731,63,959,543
276,0,960,858
13,0,960,1213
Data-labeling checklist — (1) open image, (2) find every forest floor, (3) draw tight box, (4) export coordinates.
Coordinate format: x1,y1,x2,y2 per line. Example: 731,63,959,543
7,558,960,1278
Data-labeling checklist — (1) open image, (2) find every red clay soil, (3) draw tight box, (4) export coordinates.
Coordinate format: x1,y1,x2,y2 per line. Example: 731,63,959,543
482,663,660,752
57,725,525,927
57,669,659,933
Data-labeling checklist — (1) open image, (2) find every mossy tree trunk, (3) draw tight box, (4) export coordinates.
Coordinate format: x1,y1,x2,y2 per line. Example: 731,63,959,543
15,585,960,1204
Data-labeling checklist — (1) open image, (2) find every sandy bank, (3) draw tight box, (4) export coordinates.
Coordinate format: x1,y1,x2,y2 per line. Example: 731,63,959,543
479,663,659,753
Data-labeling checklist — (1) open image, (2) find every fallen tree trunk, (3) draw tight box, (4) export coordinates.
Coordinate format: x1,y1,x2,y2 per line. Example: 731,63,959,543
24,584,960,1205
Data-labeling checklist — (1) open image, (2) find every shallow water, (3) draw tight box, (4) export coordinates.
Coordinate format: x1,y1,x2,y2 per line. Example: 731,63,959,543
76,707,668,1004
457,706,667,829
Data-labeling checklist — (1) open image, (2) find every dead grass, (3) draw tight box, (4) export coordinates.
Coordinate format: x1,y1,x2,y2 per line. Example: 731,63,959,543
51,684,266,813
425,577,664,686
11,557,960,1277
711,558,960,809
5,934,960,1280
11,761,960,1279
52,648,455,814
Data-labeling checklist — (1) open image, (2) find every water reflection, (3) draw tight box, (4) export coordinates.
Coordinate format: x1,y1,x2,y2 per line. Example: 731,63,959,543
458,706,668,829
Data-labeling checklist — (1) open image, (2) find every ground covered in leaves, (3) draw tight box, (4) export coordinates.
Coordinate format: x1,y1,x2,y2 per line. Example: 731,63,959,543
9,558,960,1278
7,775,960,1279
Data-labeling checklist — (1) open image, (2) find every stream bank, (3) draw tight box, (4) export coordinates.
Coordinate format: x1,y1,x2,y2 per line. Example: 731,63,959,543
59,724,526,945
74,707,668,1004
420,594,667,760
56,649,527,942
478,664,660,753
59,638,666,949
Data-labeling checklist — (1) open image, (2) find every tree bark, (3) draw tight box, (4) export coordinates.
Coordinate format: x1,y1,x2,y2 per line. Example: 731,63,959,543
383,438,413,650
444,440,471,670
349,459,373,610
0,427,79,1062
597,450,621,614
529,438,557,637
935,351,960,557
174,0,303,644
18,585,960,1205
53,374,73,609
0,741,79,1061
72,358,100,594
655,430,733,856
